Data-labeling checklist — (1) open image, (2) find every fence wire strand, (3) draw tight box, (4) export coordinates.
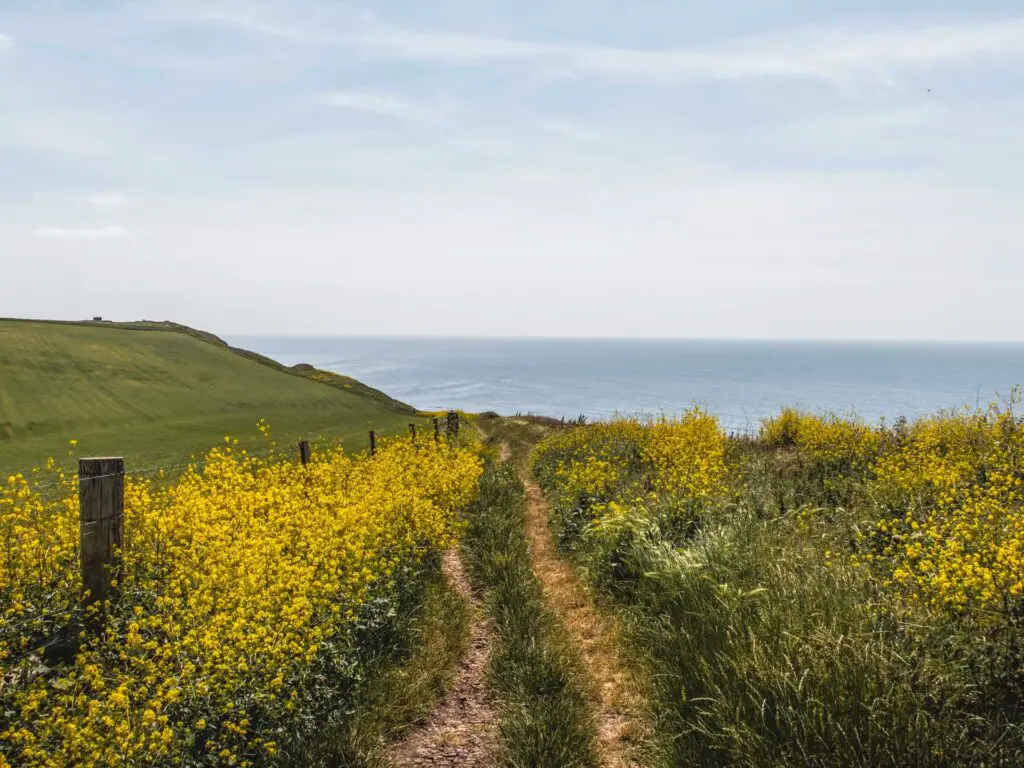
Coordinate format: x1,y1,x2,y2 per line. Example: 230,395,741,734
2,422,452,499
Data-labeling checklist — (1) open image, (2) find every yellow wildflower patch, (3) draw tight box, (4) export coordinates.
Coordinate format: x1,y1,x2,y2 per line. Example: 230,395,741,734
0,436,481,767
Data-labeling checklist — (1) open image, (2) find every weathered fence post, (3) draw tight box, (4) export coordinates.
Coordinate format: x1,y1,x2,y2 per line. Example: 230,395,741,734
409,423,417,443
369,430,377,456
433,416,440,444
79,457,124,617
447,410,460,441
298,440,311,466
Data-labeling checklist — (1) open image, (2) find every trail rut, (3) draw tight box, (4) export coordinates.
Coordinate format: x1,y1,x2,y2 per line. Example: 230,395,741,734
519,471,647,768
387,549,496,767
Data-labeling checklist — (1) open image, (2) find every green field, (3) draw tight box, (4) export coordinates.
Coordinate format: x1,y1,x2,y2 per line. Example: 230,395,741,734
0,319,425,473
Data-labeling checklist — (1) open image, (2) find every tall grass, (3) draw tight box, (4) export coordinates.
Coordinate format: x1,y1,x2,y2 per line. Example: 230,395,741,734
461,458,598,768
602,506,1021,766
534,416,1024,767
476,413,560,466
298,567,470,766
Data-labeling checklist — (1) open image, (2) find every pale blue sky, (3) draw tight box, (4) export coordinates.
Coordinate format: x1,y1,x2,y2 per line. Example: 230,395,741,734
2,1,1023,339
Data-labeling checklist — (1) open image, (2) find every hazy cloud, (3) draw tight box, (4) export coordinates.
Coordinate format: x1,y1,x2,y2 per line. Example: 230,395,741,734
83,193,126,206
321,91,439,122
350,17,1024,83
33,226,128,240
4,2,1024,339
205,10,1024,84
0,34,13,51
541,120,606,142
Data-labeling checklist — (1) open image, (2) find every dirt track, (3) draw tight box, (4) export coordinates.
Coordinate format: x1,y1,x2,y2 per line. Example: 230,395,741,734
387,549,497,767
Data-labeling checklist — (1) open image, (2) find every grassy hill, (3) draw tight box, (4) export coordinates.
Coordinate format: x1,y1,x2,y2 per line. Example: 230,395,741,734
0,319,425,473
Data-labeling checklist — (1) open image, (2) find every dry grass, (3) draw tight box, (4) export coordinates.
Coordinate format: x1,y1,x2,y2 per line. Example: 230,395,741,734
387,550,497,767
460,457,598,768
520,475,652,768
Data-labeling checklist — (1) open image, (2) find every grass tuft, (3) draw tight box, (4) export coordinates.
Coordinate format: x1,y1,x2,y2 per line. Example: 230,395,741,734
297,567,470,767
461,458,598,768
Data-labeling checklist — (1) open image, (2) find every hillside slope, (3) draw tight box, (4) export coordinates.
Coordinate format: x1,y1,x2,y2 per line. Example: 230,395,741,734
0,320,423,472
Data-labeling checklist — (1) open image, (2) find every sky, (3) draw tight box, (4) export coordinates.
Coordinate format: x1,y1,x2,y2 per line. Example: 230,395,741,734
1,1,1023,340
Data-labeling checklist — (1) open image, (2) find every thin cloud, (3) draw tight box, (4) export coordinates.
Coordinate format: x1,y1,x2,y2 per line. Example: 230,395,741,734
33,226,128,240
321,91,438,122
83,192,125,206
542,120,606,142
0,34,13,51
205,9,1024,84
199,9,311,42
348,17,1024,83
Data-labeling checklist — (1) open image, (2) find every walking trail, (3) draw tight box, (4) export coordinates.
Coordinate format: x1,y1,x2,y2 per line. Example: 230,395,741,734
517,465,648,768
387,549,497,767
387,440,646,767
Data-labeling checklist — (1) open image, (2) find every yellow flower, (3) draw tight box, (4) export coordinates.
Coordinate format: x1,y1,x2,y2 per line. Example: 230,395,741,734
0,429,481,766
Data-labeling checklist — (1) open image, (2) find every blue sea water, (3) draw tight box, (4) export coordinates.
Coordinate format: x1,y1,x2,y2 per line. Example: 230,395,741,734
229,337,1024,431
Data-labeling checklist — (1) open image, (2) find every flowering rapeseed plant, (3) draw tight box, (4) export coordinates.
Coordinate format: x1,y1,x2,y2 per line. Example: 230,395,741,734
0,434,481,767
867,404,1024,620
535,404,1024,763
642,411,726,498
532,411,727,540
540,403,1024,630
761,408,880,472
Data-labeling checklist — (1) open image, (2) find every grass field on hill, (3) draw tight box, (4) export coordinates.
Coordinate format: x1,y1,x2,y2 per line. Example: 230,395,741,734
0,320,425,473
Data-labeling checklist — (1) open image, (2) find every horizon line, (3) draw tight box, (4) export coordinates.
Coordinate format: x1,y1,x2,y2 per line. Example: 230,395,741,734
5,317,1023,344
223,332,1024,345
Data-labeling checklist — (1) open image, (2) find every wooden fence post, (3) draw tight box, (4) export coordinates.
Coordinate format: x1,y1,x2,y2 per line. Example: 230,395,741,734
433,416,440,444
409,423,417,443
79,457,124,617
447,410,460,440
369,430,377,456
298,440,311,465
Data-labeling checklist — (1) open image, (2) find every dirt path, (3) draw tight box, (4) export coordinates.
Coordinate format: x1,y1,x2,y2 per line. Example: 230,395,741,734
519,471,647,768
387,549,497,767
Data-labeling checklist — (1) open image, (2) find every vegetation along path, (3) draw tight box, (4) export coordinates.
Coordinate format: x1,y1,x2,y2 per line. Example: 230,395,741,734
517,465,648,768
388,548,497,767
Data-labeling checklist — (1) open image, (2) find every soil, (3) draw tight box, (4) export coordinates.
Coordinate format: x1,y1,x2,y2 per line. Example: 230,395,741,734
387,549,497,767
520,472,648,768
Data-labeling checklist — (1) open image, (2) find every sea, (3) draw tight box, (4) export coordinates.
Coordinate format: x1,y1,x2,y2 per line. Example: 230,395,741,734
229,337,1024,432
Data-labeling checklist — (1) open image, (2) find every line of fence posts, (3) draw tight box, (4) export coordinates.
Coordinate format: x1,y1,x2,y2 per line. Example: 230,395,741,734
371,411,457,455
78,416,464,629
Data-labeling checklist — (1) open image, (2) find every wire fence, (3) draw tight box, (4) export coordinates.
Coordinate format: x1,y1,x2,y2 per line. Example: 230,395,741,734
1,413,468,625
2,416,461,502
5,412,760,507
